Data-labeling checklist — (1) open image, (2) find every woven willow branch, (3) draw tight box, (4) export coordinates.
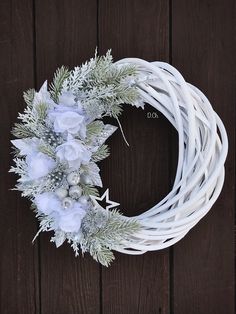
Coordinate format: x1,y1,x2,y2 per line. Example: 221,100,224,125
115,58,228,254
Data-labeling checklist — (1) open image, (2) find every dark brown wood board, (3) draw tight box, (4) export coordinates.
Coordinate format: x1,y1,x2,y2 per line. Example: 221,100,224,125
0,0,40,313
0,0,235,313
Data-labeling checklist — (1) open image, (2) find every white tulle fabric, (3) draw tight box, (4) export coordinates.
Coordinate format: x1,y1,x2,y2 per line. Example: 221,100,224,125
115,58,228,254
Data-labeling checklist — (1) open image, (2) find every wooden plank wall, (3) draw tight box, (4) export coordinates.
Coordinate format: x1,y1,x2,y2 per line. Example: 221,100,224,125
0,1,235,313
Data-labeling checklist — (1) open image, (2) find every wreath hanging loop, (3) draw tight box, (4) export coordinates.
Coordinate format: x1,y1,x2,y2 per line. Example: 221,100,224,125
11,51,228,266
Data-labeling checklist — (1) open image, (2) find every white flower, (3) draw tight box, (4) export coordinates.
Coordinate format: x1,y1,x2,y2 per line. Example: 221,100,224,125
56,136,91,169
48,105,87,138
26,152,56,180
35,192,61,215
57,202,86,233
12,138,56,181
35,193,87,233
54,111,86,137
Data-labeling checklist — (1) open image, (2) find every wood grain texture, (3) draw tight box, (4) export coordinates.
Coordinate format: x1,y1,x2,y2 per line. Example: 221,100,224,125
1,1,235,313
171,1,235,313
35,1,100,313
99,1,170,313
0,0,39,313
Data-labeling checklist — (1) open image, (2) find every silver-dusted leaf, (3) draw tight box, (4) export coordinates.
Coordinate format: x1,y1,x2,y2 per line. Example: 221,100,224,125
81,162,103,187
52,230,66,248
92,124,117,147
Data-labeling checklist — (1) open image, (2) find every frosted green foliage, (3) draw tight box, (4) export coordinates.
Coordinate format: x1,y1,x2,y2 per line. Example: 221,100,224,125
86,120,104,140
81,184,99,197
23,89,35,107
12,100,49,139
11,123,35,138
10,157,28,177
50,66,70,103
38,208,140,267
91,144,110,162
35,102,48,121
63,50,139,119
79,208,140,266
12,50,138,144
89,246,115,267
38,143,55,158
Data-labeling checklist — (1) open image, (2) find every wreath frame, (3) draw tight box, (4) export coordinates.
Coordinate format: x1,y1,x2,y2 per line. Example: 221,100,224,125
11,51,228,266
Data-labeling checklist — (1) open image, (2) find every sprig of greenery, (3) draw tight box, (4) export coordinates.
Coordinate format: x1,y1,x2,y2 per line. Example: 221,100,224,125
35,102,48,121
80,208,140,266
91,144,110,162
23,89,35,107
50,66,70,103
62,50,139,119
38,143,55,159
12,123,35,138
86,120,104,139
81,184,99,197
89,246,115,267
10,157,28,177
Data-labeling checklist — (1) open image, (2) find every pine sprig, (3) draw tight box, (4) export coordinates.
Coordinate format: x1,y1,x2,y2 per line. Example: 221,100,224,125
90,246,115,267
35,102,48,121
109,64,137,83
61,50,139,119
15,104,48,139
91,144,110,162
86,120,104,139
50,66,70,103
10,157,28,177
38,143,55,159
80,208,140,266
95,209,140,242
65,57,97,91
81,184,99,197
109,104,123,118
12,123,35,138
23,89,35,107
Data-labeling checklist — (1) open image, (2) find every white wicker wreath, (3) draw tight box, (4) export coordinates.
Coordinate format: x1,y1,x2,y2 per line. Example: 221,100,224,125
11,51,228,266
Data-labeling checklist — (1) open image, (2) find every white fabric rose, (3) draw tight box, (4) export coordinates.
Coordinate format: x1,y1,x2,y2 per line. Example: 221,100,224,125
54,111,86,138
56,136,91,169
57,202,86,233
26,152,56,180
35,192,61,215
48,105,87,138
35,193,87,233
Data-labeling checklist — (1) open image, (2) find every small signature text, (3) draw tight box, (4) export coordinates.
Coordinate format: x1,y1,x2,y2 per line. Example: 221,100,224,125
147,112,159,119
